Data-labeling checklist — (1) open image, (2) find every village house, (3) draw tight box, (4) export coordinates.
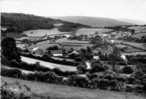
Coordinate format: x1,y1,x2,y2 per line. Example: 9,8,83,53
1,27,7,32
50,49,63,57
54,23,63,27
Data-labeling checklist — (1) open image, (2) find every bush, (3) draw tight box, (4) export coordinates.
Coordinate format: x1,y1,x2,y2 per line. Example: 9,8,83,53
77,64,87,74
68,75,89,88
3,60,51,72
1,68,22,78
1,82,32,99
52,68,77,77
122,66,133,74
1,63,145,92
142,74,146,91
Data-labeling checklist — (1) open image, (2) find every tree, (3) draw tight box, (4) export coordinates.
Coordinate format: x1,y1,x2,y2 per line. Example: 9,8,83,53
1,37,21,62
47,45,59,50
79,47,93,61
122,66,133,74
90,35,103,46
108,45,121,71
141,36,146,43
91,61,106,73
92,38,121,71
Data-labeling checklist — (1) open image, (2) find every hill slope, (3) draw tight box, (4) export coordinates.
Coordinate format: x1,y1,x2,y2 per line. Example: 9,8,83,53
119,19,146,25
2,76,145,99
1,13,89,33
57,16,132,27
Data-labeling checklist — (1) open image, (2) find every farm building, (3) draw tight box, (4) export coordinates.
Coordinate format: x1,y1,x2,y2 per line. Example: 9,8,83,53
50,49,63,57
54,23,63,27
1,27,7,32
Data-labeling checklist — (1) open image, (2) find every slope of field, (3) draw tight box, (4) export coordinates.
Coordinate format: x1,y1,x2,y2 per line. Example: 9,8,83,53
75,28,112,36
119,19,146,25
23,28,70,37
21,56,77,72
57,16,132,27
1,13,89,33
1,76,145,99
22,27,112,39
115,40,146,51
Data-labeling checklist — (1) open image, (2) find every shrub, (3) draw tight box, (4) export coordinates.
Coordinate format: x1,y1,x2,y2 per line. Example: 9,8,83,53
1,68,22,78
68,75,89,88
77,64,87,73
122,66,133,74
1,82,32,99
52,68,77,77
90,61,106,73
142,74,146,91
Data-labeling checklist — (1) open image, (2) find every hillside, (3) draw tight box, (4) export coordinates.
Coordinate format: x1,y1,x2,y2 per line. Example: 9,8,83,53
57,16,132,27
1,13,89,33
2,76,145,99
119,19,146,25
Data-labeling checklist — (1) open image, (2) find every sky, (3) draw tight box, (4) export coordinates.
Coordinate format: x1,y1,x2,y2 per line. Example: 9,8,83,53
0,0,146,21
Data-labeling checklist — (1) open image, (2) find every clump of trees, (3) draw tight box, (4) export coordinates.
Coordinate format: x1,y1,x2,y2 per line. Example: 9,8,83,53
90,35,122,71
1,66,145,92
1,37,21,63
121,66,133,74
119,35,146,43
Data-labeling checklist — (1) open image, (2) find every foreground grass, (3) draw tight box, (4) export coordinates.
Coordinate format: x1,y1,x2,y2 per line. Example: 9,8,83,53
1,76,145,99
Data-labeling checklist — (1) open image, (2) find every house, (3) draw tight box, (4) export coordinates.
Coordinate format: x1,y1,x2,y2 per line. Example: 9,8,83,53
1,27,7,32
50,49,63,57
93,55,100,60
64,34,71,38
54,23,63,27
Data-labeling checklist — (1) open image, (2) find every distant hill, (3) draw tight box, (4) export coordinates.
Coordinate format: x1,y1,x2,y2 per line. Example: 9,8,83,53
118,19,146,25
1,13,89,33
56,16,132,27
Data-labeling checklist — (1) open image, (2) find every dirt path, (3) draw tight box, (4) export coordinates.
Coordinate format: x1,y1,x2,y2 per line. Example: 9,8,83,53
1,76,145,99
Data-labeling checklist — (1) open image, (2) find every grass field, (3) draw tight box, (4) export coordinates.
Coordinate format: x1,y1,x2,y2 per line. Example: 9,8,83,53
75,28,112,36
132,33,146,39
23,28,70,37
128,26,146,33
21,56,77,72
115,40,146,51
23,28,112,37
1,76,146,99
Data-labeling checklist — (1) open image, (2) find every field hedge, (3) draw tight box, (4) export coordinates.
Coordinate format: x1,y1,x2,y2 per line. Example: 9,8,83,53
1,67,145,93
